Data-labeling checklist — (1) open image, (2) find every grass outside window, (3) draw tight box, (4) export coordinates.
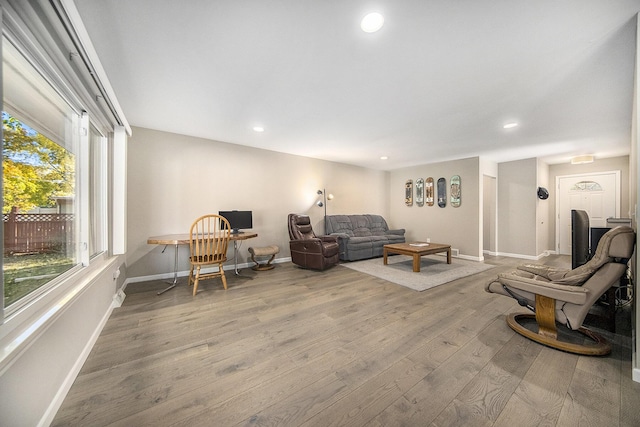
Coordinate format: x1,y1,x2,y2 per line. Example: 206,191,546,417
3,253,74,307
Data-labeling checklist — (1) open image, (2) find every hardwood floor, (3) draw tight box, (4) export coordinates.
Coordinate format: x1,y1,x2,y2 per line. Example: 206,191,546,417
52,255,640,426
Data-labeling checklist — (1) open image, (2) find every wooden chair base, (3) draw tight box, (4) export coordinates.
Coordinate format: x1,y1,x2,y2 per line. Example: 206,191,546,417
506,313,611,356
189,264,227,296
252,263,275,271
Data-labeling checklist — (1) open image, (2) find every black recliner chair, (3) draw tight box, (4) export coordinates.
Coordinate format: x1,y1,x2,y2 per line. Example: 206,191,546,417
288,214,339,270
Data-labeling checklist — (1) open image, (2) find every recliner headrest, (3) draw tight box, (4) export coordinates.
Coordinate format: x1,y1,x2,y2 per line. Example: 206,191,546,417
605,226,636,259
288,213,317,240
294,215,311,226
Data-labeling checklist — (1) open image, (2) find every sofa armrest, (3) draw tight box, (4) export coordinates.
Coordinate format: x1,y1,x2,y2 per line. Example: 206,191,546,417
386,229,405,236
329,232,350,240
320,235,339,244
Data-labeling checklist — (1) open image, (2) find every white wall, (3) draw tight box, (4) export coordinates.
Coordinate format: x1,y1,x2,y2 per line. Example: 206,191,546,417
389,157,482,260
0,255,124,426
497,158,539,258
126,127,390,280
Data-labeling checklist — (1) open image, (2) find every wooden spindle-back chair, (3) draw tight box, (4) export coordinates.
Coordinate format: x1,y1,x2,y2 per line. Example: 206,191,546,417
188,214,231,295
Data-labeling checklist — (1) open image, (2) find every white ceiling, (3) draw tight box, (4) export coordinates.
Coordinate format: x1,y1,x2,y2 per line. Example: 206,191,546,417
75,0,640,171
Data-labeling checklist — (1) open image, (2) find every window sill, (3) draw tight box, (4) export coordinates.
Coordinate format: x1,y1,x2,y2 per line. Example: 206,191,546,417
0,254,120,375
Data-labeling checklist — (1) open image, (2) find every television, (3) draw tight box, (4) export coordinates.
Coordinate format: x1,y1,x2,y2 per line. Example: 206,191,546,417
571,209,590,269
218,210,253,234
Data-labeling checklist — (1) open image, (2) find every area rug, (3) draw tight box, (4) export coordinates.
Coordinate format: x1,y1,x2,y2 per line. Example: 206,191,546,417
341,255,495,292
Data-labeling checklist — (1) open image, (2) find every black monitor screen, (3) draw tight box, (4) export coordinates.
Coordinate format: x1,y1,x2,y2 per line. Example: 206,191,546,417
571,209,590,269
218,210,253,234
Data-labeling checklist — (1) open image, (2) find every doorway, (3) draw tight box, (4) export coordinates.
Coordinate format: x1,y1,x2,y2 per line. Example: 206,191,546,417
483,175,497,254
556,171,620,255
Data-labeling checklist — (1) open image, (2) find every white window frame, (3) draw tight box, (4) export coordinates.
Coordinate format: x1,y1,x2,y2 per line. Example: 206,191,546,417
0,0,129,373
89,123,108,259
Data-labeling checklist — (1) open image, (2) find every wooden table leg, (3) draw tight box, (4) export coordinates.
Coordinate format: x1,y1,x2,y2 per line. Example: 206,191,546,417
446,248,451,264
413,254,421,272
383,248,388,265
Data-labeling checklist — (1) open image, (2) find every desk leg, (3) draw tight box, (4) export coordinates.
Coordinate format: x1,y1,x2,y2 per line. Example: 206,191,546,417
232,240,252,278
233,240,241,275
157,244,179,295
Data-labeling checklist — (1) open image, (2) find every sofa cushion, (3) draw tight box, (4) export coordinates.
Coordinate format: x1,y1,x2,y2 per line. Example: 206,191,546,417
366,216,390,235
326,215,356,237
345,236,374,245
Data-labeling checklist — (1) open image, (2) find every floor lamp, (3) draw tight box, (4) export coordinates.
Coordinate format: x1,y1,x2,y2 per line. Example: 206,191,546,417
317,189,333,233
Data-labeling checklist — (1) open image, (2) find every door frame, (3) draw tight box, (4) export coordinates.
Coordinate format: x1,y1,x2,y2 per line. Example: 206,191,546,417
482,174,497,255
555,170,621,254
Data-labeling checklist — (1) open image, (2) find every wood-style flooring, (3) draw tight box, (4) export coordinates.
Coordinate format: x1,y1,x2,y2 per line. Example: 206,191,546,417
52,255,640,426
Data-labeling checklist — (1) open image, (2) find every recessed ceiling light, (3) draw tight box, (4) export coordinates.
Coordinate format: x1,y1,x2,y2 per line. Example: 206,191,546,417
380,156,388,160
361,12,384,33
253,126,264,132
503,122,518,129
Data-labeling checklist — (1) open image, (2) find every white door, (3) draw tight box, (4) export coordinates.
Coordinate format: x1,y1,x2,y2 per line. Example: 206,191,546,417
557,171,620,254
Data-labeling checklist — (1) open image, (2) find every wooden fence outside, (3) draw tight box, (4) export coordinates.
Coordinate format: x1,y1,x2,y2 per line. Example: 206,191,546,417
3,208,74,255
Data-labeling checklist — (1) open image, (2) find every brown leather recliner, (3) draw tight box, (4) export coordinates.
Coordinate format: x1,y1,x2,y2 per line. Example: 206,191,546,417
288,213,339,270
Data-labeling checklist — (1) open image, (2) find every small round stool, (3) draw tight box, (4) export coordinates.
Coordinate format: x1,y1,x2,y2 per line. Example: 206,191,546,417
248,245,280,271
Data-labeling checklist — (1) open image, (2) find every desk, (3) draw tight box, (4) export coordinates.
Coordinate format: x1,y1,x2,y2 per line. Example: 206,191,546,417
147,232,258,295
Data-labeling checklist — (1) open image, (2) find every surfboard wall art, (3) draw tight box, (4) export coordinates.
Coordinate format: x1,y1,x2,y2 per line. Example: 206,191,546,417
405,179,413,206
450,175,461,207
425,177,434,206
437,177,446,208
415,178,424,206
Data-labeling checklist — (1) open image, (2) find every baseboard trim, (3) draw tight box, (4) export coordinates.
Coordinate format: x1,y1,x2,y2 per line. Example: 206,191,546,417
433,252,483,262
125,257,292,286
39,271,119,427
495,252,537,260
482,250,556,261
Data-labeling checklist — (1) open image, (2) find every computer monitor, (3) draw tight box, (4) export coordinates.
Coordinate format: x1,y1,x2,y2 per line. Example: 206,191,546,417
218,210,253,234
571,209,590,269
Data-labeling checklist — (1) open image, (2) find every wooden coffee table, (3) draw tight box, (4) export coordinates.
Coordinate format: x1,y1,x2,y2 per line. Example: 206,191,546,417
383,242,452,272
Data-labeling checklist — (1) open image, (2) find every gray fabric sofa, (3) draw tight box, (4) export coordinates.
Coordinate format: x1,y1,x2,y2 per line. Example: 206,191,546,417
325,214,405,261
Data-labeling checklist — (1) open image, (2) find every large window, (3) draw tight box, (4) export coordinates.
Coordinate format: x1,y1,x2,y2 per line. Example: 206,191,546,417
2,112,77,307
2,37,81,311
2,31,106,314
